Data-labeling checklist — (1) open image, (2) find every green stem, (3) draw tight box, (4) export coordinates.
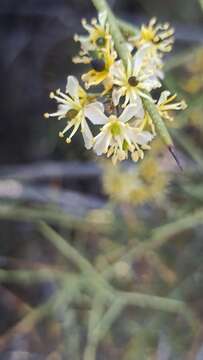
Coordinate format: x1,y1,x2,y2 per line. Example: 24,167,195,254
142,96,173,146
0,268,65,284
103,208,203,279
118,18,139,37
91,0,173,147
91,0,130,67
39,221,114,297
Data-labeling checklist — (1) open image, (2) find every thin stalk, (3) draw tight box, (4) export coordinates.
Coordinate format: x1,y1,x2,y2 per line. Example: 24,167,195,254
39,222,114,297
117,18,139,37
103,208,203,279
0,268,66,284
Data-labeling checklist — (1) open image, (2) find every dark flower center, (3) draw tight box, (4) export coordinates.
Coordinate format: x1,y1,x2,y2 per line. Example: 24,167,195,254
128,76,139,87
91,58,106,72
96,37,106,47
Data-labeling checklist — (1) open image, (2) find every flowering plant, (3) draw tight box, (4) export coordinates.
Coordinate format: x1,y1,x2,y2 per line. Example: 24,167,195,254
44,2,187,165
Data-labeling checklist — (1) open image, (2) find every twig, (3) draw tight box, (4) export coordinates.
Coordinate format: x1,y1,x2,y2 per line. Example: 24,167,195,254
84,296,105,360
0,268,67,284
0,205,108,232
103,208,203,279
39,222,114,297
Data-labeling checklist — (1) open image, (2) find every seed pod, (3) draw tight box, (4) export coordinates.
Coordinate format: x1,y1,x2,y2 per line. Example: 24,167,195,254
91,58,106,72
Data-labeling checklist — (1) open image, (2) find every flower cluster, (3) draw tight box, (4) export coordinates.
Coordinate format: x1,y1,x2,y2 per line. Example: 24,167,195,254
103,155,170,205
44,13,187,164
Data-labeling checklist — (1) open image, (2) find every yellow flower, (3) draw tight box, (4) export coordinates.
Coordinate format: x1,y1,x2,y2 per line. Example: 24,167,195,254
156,91,187,122
130,17,174,54
74,11,111,53
103,157,169,206
81,38,117,91
137,91,187,134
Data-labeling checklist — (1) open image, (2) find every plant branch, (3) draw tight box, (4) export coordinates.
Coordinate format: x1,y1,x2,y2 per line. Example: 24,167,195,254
103,209,203,280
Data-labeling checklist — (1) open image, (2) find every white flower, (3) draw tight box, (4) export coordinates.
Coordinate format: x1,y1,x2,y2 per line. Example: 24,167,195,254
139,44,164,80
44,75,103,149
110,46,161,109
157,91,187,121
85,103,154,164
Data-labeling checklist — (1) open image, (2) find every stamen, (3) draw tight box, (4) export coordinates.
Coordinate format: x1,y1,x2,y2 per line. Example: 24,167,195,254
81,19,87,26
56,89,69,100
74,34,79,42
49,92,55,99
49,92,69,105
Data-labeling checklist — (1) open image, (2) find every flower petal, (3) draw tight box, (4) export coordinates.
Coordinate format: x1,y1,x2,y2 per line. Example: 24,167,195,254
94,130,112,155
129,91,145,118
141,76,161,91
157,90,171,105
133,45,148,75
81,119,93,149
132,130,154,145
98,11,107,27
112,87,125,106
110,60,125,81
66,76,79,100
119,104,142,123
84,103,108,125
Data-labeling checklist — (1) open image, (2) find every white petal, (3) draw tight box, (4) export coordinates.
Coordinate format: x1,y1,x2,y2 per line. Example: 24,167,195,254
132,131,154,145
112,87,124,106
119,104,141,123
81,119,93,149
91,101,104,112
142,76,161,91
157,90,171,105
133,46,148,75
128,91,144,118
98,11,107,27
94,130,112,155
84,103,108,125
110,60,125,81
58,103,72,114
66,76,79,100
